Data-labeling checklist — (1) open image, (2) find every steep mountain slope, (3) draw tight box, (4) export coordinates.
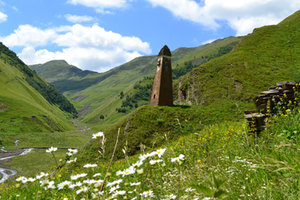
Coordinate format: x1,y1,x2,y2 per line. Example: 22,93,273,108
115,37,240,114
74,10,300,164
178,10,300,106
76,36,239,126
31,37,240,127
67,11,300,173
0,43,75,133
30,60,97,84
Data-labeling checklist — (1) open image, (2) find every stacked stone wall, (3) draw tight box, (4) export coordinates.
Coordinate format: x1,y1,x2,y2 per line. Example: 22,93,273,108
245,81,299,134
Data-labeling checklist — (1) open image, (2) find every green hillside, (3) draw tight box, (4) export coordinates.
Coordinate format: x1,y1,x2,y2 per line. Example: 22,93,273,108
0,43,75,133
3,103,298,199
1,10,300,200
30,60,97,84
71,10,300,165
76,101,248,165
31,37,240,129
116,37,240,114
178,10,300,106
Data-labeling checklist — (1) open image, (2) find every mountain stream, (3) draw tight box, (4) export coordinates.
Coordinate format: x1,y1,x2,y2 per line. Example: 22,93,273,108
0,148,33,183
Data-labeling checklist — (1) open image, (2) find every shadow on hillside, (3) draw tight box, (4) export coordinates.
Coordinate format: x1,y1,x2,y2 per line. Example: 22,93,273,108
173,105,191,109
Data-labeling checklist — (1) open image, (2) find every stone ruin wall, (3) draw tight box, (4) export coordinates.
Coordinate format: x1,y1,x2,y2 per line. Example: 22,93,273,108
244,81,300,134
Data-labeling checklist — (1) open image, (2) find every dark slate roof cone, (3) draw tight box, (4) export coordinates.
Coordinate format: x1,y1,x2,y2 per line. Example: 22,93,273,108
150,45,173,106
158,45,172,57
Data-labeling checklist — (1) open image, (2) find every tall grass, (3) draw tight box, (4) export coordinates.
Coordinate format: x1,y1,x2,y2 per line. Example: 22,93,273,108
0,108,299,199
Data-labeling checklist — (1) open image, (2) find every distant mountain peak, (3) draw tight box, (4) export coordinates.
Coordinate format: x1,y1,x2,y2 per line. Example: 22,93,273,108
44,60,69,65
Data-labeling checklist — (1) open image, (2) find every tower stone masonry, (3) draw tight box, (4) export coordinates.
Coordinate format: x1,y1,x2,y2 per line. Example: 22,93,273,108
150,45,173,106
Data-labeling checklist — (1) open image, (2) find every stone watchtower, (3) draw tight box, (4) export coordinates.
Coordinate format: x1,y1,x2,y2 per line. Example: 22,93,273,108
150,45,173,106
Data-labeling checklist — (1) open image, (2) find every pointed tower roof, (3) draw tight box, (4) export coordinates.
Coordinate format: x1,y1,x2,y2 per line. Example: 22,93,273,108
158,45,172,57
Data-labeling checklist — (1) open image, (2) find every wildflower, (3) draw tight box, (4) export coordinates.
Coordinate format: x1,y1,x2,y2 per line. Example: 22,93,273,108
130,182,141,186
83,163,98,168
76,186,88,195
27,177,36,182
68,148,78,154
39,179,48,186
116,190,126,195
92,132,104,139
139,151,157,161
83,179,98,185
71,173,87,180
137,169,144,174
57,181,72,190
68,184,77,190
107,179,123,187
36,172,49,179
93,173,101,177
67,158,77,164
94,180,104,188
171,154,185,163
149,159,163,165
131,160,143,168
66,152,73,156
109,185,120,193
156,148,166,158
47,181,56,189
117,166,136,177
141,190,154,198
112,190,126,198
46,147,57,153
16,176,27,183
185,187,195,192
139,154,148,161
166,194,176,199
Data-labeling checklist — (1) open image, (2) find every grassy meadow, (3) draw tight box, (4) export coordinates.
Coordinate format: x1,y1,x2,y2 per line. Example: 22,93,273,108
0,106,298,199
0,130,91,150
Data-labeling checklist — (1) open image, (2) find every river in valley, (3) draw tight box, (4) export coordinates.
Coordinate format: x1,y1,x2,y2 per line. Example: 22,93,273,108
0,148,33,183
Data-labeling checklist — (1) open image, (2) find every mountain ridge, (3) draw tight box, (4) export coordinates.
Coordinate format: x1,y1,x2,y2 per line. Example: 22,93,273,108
30,36,241,128
177,10,300,106
0,43,76,132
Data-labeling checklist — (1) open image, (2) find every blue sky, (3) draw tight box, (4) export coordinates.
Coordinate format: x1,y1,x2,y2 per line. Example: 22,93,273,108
0,0,299,72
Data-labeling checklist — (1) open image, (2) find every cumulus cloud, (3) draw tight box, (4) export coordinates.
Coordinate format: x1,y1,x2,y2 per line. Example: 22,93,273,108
0,11,7,23
0,24,151,72
146,0,300,35
65,14,94,23
67,0,130,13
1,25,56,47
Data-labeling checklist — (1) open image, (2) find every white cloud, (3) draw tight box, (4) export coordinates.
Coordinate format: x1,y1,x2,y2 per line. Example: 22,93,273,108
0,11,7,23
0,25,56,47
147,0,218,28
1,24,151,72
146,0,300,35
67,0,130,13
65,14,94,23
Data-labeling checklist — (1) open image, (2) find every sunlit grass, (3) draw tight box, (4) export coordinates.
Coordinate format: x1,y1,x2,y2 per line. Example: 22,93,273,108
1,108,298,199
0,130,91,150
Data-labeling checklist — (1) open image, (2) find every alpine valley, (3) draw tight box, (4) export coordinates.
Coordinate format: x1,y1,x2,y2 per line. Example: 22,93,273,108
0,9,299,200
